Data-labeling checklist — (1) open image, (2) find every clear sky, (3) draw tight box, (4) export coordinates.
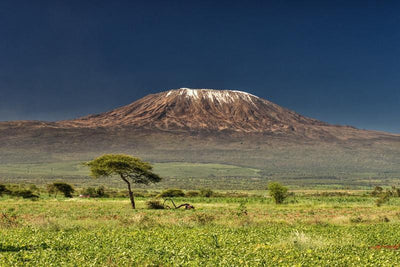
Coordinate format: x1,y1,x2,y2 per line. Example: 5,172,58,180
1,0,399,133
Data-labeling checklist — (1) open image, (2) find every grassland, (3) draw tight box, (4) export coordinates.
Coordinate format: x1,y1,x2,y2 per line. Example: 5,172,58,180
1,160,399,190
1,193,400,266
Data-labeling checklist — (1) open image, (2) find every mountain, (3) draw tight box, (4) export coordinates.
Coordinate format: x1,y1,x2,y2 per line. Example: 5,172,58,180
57,88,395,141
60,88,326,132
0,88,400,188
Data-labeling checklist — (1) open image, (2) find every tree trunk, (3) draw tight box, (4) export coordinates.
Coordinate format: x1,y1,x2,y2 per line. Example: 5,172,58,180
121,175,135,209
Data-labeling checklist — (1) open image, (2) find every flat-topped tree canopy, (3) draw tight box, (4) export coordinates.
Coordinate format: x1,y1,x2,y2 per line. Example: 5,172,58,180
86,154,161,209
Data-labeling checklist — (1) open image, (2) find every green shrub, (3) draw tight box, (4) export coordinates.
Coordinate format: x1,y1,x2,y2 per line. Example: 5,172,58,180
159,189,185,198
146,199,165,209
11,189,39,199
0,184,7,197
81,186,108,198
268,182,288,204
200,188,214,198
47,182,74,198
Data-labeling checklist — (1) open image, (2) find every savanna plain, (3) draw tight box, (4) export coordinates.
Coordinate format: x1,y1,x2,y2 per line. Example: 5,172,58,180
1,186,400,266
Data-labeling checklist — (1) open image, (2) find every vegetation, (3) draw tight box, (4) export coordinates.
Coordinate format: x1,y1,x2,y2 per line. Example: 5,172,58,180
47,182,74,198
159,188,185,197
146,199,165,209
81,186,107,198
1,193,400,265
200,188,214,197
86,154,161,209
268,182,288,204
0,184,7,196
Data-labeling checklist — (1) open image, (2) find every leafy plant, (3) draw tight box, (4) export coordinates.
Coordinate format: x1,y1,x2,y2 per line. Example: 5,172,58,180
146,199,165,209
268,182,288,204
159,189,185,197
200,188,214,198
47,182,74,198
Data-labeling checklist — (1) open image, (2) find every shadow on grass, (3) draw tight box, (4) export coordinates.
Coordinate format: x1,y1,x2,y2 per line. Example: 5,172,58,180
0,243,69,252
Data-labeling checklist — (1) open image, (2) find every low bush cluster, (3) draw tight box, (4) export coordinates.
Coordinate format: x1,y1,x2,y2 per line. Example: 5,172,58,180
0,183,39,199
159,189,185,197
80,186,108,198
146,199,165,209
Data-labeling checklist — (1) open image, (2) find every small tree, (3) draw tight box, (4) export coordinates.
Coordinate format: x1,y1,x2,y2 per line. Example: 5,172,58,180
268,182,288,204
86,154,161,209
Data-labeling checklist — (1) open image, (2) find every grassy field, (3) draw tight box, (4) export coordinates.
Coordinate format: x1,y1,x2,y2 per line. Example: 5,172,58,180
1,193,400,266
1,160,399,190
0,161,260,179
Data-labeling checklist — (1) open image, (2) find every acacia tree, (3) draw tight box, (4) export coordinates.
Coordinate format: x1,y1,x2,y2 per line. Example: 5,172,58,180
86,154,161,209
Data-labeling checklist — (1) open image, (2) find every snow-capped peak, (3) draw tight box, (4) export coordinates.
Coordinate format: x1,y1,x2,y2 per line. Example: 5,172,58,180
165,88,259,104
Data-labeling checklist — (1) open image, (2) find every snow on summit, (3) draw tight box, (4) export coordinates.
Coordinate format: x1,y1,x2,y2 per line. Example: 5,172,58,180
165,88,259,104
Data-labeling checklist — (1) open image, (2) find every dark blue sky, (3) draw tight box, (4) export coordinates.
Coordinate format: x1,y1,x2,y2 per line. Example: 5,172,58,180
1,0,399,132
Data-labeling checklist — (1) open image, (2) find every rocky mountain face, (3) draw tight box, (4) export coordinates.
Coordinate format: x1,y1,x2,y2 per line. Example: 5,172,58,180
54,88,395,141
60,88,326,133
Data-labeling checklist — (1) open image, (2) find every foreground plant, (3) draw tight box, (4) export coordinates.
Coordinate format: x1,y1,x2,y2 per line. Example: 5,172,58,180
86,154,161,209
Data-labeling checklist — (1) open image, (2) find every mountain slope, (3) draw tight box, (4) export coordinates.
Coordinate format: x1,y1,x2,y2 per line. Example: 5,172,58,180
57,88,396,141
60,88,326,132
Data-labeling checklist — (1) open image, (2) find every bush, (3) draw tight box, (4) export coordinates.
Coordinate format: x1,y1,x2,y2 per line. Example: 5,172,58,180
11,189,39,199
268,182,288,204
200,188,214,198
47,182,74,198
0,184,8,197
81,186,108,198
185,191,200,197
146,199,165,209
159,189,185,198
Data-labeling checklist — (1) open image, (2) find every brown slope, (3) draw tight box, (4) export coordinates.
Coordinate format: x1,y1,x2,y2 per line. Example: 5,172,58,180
56,88,397,141
60,88,327,132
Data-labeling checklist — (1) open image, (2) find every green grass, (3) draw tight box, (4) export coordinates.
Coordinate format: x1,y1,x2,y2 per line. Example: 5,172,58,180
0,161,260,178
1,160,400,190
1,195,400,265
154,162,260,178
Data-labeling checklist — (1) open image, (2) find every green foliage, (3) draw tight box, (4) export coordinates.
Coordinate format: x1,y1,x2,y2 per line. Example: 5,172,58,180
0,184,7,197
268,182,288,204
86,154,161,209
10,189,39,199
81,186,107,198
0,184,38,199
146,199,165,209
200,188,214,197
86,154,161,185
2,195,400,265
48,182,74,198
159,189,185,198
